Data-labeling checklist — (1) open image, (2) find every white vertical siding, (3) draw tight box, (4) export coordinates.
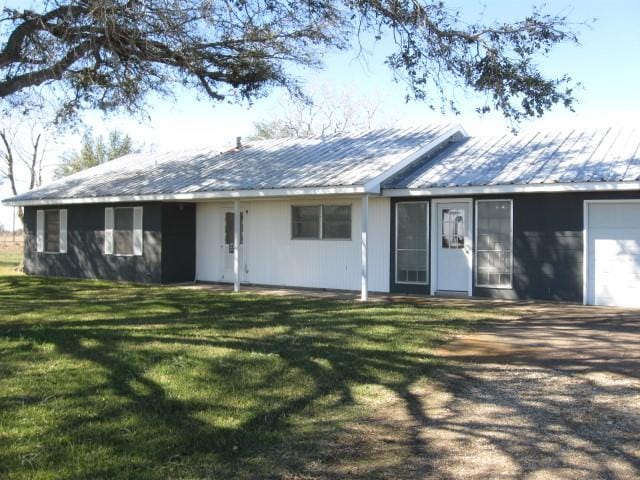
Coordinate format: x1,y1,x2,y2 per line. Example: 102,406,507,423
195,197,390,292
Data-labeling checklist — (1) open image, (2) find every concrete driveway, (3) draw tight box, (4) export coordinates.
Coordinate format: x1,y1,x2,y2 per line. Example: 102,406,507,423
427,303,640,479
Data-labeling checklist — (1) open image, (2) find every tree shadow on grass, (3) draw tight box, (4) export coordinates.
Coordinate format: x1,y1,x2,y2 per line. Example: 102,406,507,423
1,276,638,479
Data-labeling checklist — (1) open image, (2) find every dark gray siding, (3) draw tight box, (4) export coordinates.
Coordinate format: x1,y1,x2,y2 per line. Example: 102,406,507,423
161,203,196,283
24,203,163,283
391,191,640,302
476,193,584,301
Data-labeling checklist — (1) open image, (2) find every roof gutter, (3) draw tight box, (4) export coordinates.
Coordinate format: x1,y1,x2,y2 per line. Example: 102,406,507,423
383,181,640,197
2,185,372,207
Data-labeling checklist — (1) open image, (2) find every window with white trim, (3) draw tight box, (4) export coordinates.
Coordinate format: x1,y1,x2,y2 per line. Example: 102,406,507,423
476,200,513,288
104,206,143,256
396,202,428,284
36,209,67,254
291,204,351,240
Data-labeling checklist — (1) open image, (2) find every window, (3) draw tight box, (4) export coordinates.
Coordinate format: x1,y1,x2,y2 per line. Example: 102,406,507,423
442,209,465,249
45,210,60,253
224,211,244,249
322,205,351,239
114,208,134,255
292,205,321,239
476,200,513,288
291,204,351,240
105,206,143,256
396,202,428,284
37,209,67,254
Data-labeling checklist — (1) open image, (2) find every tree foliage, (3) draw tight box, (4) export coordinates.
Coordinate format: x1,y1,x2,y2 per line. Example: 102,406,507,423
1,1,580,122
55,129,140,178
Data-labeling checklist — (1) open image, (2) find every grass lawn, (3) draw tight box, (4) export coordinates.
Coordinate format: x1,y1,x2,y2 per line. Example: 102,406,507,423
0,247,507,479
0,241,22,275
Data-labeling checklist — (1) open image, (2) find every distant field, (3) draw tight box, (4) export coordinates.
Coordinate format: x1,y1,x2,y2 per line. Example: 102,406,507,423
0,232,23,242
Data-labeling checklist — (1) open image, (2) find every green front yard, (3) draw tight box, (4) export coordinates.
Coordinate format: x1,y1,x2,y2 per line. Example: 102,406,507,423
0,249,504,479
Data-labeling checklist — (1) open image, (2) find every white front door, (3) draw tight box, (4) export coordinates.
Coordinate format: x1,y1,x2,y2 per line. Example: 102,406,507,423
434,201,472,293
587,201,640,307
223,209,248,282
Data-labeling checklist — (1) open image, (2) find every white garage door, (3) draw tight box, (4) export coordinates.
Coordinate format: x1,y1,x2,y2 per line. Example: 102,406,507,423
586,201,640,307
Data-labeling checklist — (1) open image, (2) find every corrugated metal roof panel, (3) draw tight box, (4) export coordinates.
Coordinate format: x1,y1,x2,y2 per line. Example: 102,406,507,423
385,128,640,189
7,125,456,203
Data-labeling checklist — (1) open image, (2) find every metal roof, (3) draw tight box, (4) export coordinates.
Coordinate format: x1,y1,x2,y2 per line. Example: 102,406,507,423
4,124,459,205
385,127,640,190
5,125,640,206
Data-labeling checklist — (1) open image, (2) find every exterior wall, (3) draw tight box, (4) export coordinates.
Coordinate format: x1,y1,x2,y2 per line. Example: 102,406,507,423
196,197,390,292
390,190,640,302
24,203,163,283
161,203,196,283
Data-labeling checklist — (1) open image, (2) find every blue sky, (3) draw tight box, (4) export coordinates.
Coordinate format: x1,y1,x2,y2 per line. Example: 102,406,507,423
2,0,640,228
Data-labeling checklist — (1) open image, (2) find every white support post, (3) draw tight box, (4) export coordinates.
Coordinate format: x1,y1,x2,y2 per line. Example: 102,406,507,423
361,195,369,301
233,200,240,293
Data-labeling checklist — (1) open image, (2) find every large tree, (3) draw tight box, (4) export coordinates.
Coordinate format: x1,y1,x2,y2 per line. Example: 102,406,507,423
0,1,579,122
54,129,140,178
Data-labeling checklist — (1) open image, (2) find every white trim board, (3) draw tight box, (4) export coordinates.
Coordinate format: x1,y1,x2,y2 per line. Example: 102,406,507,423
2,187,371,207
384,181,640,197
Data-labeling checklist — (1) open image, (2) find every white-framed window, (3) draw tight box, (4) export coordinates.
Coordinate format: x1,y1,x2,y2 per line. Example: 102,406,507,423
475,199,513,288
395,201,429,284
104,206,143,256
36,209,67,254
291,204,351,240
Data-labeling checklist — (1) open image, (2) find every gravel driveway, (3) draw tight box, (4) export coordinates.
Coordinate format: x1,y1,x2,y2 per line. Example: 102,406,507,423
425,303,640,479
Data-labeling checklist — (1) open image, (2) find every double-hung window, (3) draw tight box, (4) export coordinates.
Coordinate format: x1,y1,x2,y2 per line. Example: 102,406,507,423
114,208,135,255
104,206,143,256
36,209,67,254
291,204,351,240
476,200,513,288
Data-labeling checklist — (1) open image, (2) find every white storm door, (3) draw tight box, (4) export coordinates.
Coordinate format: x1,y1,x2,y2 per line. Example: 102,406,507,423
223,209,248,282
434,201,472,293
586,201,640,307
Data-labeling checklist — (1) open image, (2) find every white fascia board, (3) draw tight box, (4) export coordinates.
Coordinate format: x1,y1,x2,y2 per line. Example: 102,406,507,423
362,124,468,194
383,181,640,197
2,185,369,207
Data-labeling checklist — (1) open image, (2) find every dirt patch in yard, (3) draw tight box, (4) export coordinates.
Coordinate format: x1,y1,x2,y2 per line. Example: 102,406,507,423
415,308,640,479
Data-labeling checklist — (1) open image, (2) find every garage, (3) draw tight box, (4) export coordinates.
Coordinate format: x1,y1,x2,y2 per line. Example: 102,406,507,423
585,200,640,307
